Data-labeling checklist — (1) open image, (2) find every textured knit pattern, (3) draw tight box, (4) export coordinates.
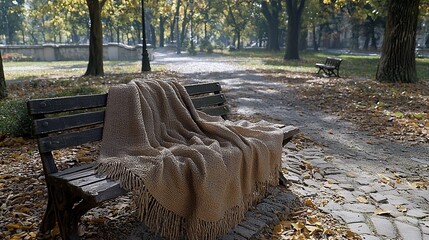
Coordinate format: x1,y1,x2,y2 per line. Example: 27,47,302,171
96,79,284,239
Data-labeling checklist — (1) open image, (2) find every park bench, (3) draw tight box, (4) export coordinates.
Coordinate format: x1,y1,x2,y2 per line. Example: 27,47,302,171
315,57,343,77
27,82,300,240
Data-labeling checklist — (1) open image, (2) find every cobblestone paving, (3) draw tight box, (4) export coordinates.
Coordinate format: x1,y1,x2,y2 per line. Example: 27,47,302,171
282,143,429,240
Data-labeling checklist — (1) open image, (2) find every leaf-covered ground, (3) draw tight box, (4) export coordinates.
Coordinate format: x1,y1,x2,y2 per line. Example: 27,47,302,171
263,70,429,144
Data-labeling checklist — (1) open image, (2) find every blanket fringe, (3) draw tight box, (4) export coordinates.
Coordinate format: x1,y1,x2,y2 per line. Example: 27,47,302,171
97,162,280,240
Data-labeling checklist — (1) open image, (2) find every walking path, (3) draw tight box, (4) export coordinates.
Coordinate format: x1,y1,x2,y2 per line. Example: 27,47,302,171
153,49,429,239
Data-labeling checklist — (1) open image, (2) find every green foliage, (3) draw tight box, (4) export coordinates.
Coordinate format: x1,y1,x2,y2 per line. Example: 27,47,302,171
0,99,32,137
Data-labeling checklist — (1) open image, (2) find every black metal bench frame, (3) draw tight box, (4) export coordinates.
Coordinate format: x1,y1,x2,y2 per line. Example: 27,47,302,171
27,82,299,240
315,57,343,77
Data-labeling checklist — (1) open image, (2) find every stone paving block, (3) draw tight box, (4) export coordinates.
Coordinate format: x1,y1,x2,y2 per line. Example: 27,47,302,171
348,222,373,235
361,235,381,240
285,174,302,184
303,179,321,188
326,174,351,184
385,195,411,205
421,225,429,234
292,186,318,197
370,216,396,238
313,172,323,180
372,182,395,192
424,234,429,240
307,158,327,165
319,200,343,213
379,204,403,217
339,183,355,191
395,221,423,240
396,216,420,226
321,167,342,175
239,220,261,232
336,190,357,202
232,225,256,239
261,199,286,211
343,203,376,213
407,208,428,219
332,210,365,223
369,192,388,203
358,185,377,193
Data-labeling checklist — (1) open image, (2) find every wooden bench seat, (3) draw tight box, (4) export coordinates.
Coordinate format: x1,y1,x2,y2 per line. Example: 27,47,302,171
27,82,299,240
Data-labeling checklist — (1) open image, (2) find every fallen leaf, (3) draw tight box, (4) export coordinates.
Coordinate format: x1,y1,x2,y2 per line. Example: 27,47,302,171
374,209,391,216
356,196,368,204
304,199,317,209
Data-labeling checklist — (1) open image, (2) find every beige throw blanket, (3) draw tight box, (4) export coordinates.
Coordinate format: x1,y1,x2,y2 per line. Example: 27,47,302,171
97,79,284,239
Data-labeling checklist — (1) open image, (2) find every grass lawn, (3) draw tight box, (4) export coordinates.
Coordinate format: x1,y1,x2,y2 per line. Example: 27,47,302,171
222,49,429,81
2,60,158,81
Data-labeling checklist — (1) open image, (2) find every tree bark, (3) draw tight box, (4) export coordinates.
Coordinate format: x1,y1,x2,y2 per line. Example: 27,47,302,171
85,0,105,76
0,51,7,99
284,0,306,60
261,0,282,52
376,0,419,83
159,16,165,47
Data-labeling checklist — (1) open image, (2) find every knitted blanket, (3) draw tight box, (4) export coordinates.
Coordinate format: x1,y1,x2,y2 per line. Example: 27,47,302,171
96,79,284,239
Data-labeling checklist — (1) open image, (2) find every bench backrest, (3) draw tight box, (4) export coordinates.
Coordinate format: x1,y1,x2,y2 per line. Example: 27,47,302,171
27,82,229,175
325,57,342,68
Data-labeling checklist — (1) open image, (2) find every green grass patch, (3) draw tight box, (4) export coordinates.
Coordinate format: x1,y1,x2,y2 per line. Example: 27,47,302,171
223,49,429,81
0,99,32,137
3,61,163,81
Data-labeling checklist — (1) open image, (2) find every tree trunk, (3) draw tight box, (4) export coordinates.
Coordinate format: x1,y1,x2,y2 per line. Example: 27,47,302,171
85,0,105,76
284,0,306,60
237,30,241,50
0,51,7,99
159,16,165,47
312,24,318,50
261,0,282,52
150,24,156,48
376,0,419,83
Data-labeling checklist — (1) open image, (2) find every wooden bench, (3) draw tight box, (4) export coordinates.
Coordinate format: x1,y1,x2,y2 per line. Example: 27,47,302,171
315,57,343,77
27,82,300,240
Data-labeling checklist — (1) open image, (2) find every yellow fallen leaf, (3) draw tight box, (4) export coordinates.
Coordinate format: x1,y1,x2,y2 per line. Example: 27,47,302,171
273,223,284,234
304,199,317,209
322,228,334,235
279,220,291,229
356,196,368,204
408,181,429,189
307,216,319,224
29,232,37,238
306,225,322,235
346,230,360,238
374,209,391,216
291,221,306,231
378,173,391,184
396,205,408,212
6,223,21,229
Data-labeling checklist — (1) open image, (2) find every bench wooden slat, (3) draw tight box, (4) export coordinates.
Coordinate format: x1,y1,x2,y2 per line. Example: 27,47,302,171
192,94,226,109
27,94,107,115
38,127,103,153
80,179,126,202
58,168,97,181
185,82,222,96
69,174,108,188
33,111,105,135
52,163,97,177
199,105,230,117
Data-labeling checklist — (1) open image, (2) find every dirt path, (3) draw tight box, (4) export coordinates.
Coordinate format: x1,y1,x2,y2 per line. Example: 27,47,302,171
154,49,429,180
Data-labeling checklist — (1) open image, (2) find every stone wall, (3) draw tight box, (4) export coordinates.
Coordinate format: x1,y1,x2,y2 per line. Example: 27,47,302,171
0,43,151,61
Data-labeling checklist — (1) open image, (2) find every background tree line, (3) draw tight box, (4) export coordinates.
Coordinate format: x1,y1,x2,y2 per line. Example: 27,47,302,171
0,0,427,83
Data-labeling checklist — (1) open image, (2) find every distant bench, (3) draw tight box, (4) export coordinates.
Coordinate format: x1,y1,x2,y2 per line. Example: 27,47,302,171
315,57,343,77
27,82,300,239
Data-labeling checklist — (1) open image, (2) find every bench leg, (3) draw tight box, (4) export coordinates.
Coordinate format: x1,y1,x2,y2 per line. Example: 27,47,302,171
38,190,57,239
51,184,95,240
